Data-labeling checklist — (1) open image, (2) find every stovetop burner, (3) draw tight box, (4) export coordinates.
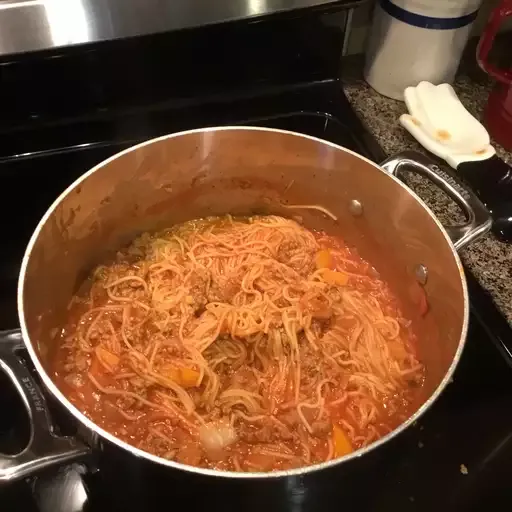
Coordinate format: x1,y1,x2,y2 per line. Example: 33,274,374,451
0,11,511,512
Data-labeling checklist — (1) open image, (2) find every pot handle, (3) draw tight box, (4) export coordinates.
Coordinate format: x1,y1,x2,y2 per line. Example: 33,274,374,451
0,329,90,483
380,151,492,250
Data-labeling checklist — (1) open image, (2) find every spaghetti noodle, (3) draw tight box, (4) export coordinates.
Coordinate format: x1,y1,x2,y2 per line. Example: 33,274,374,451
54,215,424,472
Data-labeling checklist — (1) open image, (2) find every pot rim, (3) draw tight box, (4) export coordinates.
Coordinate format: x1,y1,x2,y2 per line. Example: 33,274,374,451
17,126,469,479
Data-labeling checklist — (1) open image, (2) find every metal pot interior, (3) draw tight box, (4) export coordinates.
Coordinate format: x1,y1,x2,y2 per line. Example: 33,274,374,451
19,127,467,466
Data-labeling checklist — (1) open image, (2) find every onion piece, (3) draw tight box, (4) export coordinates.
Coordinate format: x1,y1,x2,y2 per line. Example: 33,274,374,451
199,421,237,459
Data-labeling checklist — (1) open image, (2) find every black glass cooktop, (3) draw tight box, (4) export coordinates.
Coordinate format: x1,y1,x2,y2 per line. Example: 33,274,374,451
1,11,512,512
1,86,512,512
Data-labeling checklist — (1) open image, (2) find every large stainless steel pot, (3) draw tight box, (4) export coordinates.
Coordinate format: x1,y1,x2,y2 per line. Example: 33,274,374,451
0,127,491,483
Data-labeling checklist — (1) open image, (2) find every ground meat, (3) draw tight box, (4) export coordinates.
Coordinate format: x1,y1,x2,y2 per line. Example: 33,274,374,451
116,395,137,410
117,239,149,263
207,278,239,303
204,406,222,421
310,318,331,339
274,422,294,441
326,285,342,303
276,241,315,274
300,295,333,321
128,376,148,389
229,367,258,390
404,372,424,388
64,372,84,388
74,352,90,371
279,405,318,428
303,364,320,381
163,449,177,460
276,241,300,262
141,436,169,457
299,343,324,379
311,420,332,438
240,424,274,443
88,324,120,348
175,444,202,466
239,419,293,443
105,271,147,299
187,269,209,312
279,410,300,427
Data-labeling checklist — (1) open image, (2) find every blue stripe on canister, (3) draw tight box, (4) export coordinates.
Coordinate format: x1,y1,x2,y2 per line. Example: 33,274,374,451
380,0,479,30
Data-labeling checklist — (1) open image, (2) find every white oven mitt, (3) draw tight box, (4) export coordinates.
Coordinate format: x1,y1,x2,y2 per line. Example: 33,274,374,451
399,81,495,169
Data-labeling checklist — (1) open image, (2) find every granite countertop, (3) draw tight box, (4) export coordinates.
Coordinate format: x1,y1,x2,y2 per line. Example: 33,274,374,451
342,67,512,327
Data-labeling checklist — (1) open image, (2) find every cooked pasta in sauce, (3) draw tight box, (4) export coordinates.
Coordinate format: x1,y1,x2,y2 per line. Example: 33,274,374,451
53,215,424,472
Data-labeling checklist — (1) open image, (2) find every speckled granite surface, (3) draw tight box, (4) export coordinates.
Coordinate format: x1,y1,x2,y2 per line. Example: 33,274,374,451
343,72,512,327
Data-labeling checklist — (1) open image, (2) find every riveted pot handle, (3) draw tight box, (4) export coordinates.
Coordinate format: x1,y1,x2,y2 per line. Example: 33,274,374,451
380,151,492,251
0,329,90,483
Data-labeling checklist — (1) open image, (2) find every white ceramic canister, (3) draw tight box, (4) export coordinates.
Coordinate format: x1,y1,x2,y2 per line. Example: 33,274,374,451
364,0,483,100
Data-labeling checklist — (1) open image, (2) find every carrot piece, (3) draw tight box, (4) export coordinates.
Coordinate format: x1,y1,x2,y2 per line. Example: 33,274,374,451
417,288,428,316
409,282,429,317
323,269,349,286
163,366,201,388
94,346,120,373
333,424,353,457
89,349,117,388
315,250,333,270
89,356,103,378
175,367,201,388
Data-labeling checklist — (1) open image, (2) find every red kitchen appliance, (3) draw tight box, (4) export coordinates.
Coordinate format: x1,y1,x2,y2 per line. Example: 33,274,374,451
477,0,512,150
